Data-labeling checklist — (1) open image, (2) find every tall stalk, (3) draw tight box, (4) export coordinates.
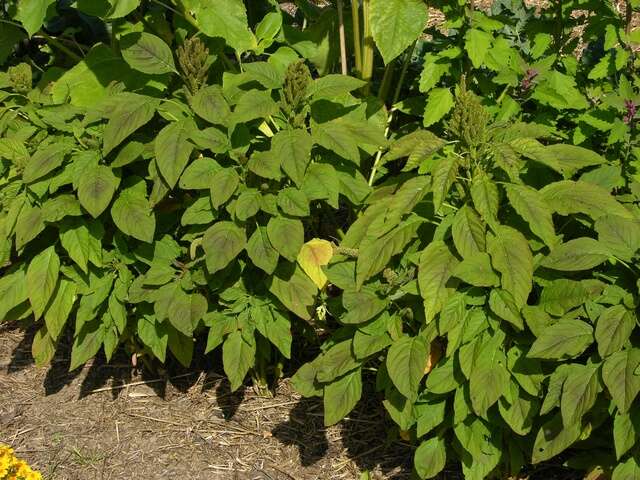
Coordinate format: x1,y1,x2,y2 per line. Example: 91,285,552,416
361,0,375,94
351,0,362,76
337,0,348,74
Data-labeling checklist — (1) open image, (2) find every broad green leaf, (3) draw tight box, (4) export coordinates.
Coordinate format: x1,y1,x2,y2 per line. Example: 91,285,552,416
22,144,65,184
614,409,640,460
111,177,156,243
197,0,257,53
223,330,256,391
471,174,499,229
431,156,458,213
418,241,459,323
291,362,322,398
505,184,557,247
603,349,640,413
202,221,246,274
453,252,499,287
210,168,240,209
246,226,279,274
370,0,428,64
26,246,59,319
15,205,44,250
155,282,207,336
272,129,313,187
488,289,524,330
307,75,366,99
42,194,83,223
469,334,510,417
0,24,26,64
323,369,362,426
235,190,262,221
0,270,28,321
253,306,292,359
70,319,105,371
544,144,606,177
297,238,333,289
137,316,167,362
230,90,278,125
541,180,633,220
540,238,609,271
341,288,387,325
387,336,429,401
31,326,55,366
191,85,231,126
498,383,537,435
596,305,634,358
269,264,318,321
316,340,361,383
560,364,599,426
247,150,281,180
267,216,304,262
487,226,533,308
414,436,446,479
612,456,640,480
596,215,640,262
167,327,194,367
465,28,493,67
180,156,222,190
528,320,593,360
59,219,102,273
120,32,176,74
423,88,454,127
44,279,77,341
155,119,196,188
313,116,386,164
531,70,589,111
16,0,56,37
452,205,485,258
77,165,119,218
277,188,310,217
103,93,159,155
539,279,603,317
532,413,581,463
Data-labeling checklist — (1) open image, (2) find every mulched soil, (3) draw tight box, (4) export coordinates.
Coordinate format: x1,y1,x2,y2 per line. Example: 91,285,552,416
0,324,422,480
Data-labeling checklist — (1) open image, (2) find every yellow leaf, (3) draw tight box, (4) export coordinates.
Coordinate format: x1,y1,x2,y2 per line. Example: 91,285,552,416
297,238,333,289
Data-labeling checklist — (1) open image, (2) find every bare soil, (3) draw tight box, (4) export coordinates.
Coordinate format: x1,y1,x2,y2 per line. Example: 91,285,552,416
0,324,420,480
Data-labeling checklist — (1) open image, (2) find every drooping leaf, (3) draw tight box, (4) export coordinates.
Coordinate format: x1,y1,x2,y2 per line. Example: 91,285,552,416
120,32,176,74
267,216,304,262
414,436,447,479
418,241,459,323
26,246,60,320
603,349,640,413
297,238,333,289
77,165,119,218
487,226,533,308
505,184,557,247
111,177,156,243
540,238,610,271
155,119,196,188
595,305,635,358
386,336,429,400
323,369,363,426
202,221,246,274
528,320,593,360
246,226,279,274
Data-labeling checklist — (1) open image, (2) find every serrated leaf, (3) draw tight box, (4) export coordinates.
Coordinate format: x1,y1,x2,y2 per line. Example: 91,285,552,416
505,184,557,247
370,0,428,64
465,28,493,67
541,238,610,271
272,129,313,186
423,88,454,127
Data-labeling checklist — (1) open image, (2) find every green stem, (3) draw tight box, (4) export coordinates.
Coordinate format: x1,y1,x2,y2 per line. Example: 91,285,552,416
361,0,374,94
378,63,394,102
40,31,82,62
337,0,348,75
367,41,416,186
351,0,362,76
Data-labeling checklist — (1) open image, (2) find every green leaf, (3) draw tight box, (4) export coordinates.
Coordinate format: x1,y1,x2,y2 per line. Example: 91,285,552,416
191,85,231,126
222,330,256,392
528,320,593,360
453,252,499,287
103,93,158,155
0,24,26,64
120,32,176,74
560,364,599,426
22,144,65,184
498,383,537,435
614,409,640,460
323,369,363,426
487,226,533,308
469,334,510,418
341,288,387,324
386,336,429,400
211,169,240,212
70,319,105,371
431,156,458,213
26,246,60,320
418,241,459,323
202,221,246,274
471,174,499,229
180,156,222,190
44,279,77,341
414,436,446,479
155,282,207,336
77,165,119,218
167,327,194,367
539,279,603,317
532,413,581,464
544,144,606,177
505,184,557,247
246,226,279,274
313,116,386,164
277,188,310,217
269,264,318,321
541,180,633,220
603,349,640,413
253,306,292,359
155,119,196,188
596,215,640,262
489,289,524,330
612,456,640,480
370,0,428,63
235,190,262,221
31,326,55,366
16,0,56,37
197,0,257,53
15,205,44,250
111,177,156,243
267,216,304,262
596,305,635,358
540,238,610,271
465,28,493,67
423,88,454,127
59,219,102,273
0,270,28,321
307,75,366,99
452,205,485,258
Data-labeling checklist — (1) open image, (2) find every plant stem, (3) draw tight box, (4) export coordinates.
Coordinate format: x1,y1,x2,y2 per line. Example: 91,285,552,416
40,31,82,62
368,41,416,186
351,0,362,76
361,0,374,94
378,63,394,101
337,0,348,75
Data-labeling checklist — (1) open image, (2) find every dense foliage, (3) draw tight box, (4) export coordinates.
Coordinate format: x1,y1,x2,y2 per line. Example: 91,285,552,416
1,0,640,478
